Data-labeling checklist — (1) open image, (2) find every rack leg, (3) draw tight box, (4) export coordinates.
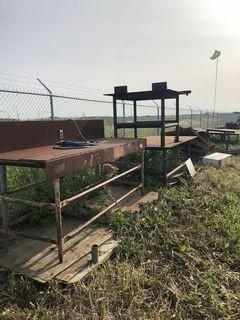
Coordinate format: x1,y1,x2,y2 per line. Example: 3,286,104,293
0,165,9,227
226,133,230,153
140,146,145,195
163,149,168,187
54,178,63,263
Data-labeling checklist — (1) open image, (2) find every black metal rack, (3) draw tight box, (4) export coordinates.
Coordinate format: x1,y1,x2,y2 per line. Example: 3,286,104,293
105,82,191,147
105,82,192,186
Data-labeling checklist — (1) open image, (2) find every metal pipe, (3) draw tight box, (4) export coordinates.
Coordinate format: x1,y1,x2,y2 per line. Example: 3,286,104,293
113,97,118,138
0,165,9,226
175,96,180,142
133,100,137,138
91,244,99,264
163,149,168,187
63,184,142,243
157,107,160,135
61,164,141,208
161,99,165,147
8,212,32,226
4,179,47,195
140,145,145,195
54,178,63,263
0,195,55,210
122,100,126,137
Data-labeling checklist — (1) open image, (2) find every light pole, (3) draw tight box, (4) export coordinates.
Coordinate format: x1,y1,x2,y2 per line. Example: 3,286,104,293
210,50,221,126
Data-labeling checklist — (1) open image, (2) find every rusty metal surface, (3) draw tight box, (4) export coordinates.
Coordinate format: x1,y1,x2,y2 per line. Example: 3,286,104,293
146,135,197,149
105,82,191,101
0,120,104,152
0,138,146,180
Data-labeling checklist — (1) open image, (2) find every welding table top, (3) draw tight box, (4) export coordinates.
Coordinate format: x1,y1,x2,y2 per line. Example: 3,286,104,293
206,128,240,135
0,138,146,180
146,135,197,149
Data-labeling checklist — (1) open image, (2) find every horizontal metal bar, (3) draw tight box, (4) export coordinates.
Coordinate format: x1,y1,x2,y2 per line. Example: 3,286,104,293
0,228,57,244
4,179,47,195
63,184,142,243
113,160,137,165
8,212,32,226
116,121,163,129
206,128,235,133
0,195,55,210
116,120,179,129
61,164,141,208
165,122,178,128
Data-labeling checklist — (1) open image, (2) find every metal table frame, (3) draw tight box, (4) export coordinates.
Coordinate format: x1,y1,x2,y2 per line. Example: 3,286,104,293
0,147,144,263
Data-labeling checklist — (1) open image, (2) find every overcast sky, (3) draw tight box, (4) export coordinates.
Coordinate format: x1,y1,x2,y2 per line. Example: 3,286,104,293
0,0,240,111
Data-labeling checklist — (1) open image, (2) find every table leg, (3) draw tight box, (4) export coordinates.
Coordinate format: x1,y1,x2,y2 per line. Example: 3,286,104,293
140,146,145,195
54,178,63,263
0,165,9,227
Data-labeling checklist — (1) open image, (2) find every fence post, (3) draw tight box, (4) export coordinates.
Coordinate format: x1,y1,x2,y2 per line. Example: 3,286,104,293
207,111,209,128
198,108,202,128
189,107,193,127
37,78,54,120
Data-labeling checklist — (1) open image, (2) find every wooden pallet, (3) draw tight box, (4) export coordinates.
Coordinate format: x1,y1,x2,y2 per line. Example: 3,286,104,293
0,188,160,284
0,219,117,284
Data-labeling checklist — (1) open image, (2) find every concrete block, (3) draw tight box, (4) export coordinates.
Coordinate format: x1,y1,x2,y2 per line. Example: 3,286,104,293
203,152,231,169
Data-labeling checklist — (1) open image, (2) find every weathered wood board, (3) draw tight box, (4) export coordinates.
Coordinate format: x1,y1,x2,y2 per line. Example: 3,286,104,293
0,219,117,284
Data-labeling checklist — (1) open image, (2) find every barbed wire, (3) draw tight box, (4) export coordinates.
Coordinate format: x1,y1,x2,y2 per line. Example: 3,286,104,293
0,72,238,130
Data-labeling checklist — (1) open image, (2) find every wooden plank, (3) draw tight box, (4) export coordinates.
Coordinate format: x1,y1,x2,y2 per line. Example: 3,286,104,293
56,236,118,283
20,227,110,282
0,219,116,283
185,159,196,177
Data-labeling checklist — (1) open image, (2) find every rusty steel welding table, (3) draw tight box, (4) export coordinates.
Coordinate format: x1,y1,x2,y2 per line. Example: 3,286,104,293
0,120,146,265
206,128,240,153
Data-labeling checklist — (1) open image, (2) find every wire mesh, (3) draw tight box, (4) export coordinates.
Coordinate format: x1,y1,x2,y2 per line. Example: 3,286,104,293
0,73,239,138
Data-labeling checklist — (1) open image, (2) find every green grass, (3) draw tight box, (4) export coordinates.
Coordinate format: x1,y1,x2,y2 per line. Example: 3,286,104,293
1,156,240,319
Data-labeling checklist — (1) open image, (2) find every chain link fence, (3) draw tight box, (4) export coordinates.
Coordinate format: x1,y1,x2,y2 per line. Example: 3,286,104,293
0,74,239,137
